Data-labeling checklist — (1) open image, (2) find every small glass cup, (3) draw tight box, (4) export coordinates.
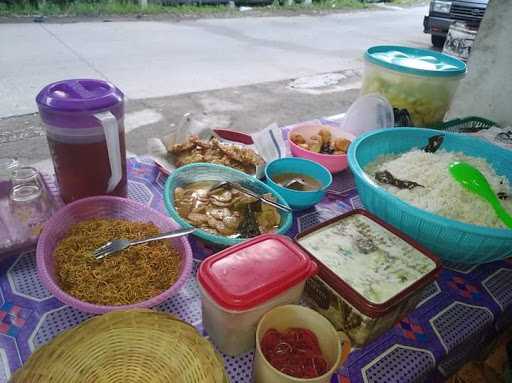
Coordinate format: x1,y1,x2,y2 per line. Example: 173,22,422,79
11,166,46,188
9,184,52,238
10,166,52,205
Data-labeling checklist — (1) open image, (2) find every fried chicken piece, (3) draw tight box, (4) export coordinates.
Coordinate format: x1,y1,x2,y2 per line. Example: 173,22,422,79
318,128,332,145
167,135,263,175
175,152,205,167
290,132,306,145
334,137,351,153
213,139,264,166
169,135,203,153
168,139,194,153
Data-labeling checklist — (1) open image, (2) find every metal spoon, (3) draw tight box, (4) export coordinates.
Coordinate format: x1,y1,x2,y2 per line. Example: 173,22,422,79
282,177,321,192
208,181,292,213
449,161,512,229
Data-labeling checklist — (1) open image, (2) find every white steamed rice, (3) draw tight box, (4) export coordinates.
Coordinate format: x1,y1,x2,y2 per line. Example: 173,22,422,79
365,149,512,229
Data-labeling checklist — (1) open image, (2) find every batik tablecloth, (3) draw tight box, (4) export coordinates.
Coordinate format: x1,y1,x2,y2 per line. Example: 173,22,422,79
0,139,511,383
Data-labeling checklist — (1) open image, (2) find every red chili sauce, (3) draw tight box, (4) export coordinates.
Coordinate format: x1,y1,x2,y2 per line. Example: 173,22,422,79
260,328,328,378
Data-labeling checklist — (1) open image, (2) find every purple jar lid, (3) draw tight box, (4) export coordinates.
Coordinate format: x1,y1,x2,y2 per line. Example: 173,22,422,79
36,79,124,113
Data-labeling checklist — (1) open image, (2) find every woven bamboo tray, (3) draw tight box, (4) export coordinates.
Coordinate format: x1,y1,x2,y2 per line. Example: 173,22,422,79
12,309,228,383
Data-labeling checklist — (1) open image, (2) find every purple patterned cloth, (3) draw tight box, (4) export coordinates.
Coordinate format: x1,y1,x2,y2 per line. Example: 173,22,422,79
0,154,511,382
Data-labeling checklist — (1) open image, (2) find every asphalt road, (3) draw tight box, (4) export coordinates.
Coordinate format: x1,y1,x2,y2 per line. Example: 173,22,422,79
0,5,430,118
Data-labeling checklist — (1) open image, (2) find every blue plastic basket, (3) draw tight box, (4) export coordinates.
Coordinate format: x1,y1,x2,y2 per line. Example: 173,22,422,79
348,128,512,264
164,163,293,247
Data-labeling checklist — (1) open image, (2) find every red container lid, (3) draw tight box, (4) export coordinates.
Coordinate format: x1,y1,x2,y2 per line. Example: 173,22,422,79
198,234,317,311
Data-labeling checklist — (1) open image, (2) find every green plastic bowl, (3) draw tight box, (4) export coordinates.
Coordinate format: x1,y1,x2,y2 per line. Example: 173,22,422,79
164,163,293,247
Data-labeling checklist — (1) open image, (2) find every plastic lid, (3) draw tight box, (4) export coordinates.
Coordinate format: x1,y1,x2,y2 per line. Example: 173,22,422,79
36,79,123,114
198,234,317,311
342,94,395,136
365,46,466,77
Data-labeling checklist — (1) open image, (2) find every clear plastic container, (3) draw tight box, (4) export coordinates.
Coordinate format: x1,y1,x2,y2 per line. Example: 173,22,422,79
361,46,466,127
341,94,394,134
296,209,440,347
197,234,317,356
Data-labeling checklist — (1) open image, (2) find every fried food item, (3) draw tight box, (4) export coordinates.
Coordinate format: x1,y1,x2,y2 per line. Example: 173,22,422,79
334,137,351,152
318,128,332,145
290,132,306,145
291,126,351,155
168,136,264,175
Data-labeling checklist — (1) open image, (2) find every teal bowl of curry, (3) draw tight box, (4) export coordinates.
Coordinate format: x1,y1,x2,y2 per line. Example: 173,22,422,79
164,163,293,247
264,157,332,211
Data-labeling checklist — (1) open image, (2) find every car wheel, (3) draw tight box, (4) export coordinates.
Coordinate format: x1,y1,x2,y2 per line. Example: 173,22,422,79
431,35,446,48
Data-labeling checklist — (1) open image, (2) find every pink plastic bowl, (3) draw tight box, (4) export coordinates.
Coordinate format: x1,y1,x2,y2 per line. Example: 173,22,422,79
36,196,193,314
288,124,355,174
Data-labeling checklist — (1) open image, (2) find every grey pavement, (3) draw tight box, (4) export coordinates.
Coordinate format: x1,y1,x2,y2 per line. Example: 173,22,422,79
0,5,430,170
0,71,361,167
0,5,429,118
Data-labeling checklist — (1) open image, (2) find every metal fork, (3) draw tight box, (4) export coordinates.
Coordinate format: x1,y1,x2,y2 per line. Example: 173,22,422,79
93,227,195,260
208,181,292,213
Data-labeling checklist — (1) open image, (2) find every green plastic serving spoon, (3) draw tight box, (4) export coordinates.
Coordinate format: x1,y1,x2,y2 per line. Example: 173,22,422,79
449,161,512,229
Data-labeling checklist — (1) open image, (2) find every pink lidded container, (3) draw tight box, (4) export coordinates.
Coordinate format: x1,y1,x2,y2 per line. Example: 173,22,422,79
197,234,317,356
36,79,127,204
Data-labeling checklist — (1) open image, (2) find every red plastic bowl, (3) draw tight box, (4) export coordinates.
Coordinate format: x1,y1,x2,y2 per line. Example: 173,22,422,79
36,196,193,314
288,124,355,174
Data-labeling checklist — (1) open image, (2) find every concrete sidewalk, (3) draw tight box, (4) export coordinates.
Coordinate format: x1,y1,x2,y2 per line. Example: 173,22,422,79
0,70,362,170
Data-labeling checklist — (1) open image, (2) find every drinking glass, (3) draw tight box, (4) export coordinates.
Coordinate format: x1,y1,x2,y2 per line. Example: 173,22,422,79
9,184,52,237
11,166,46,188
10,166,51,204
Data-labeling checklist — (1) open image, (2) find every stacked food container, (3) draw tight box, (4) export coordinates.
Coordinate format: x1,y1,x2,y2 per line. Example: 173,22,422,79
361,45,466,127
